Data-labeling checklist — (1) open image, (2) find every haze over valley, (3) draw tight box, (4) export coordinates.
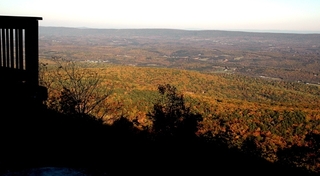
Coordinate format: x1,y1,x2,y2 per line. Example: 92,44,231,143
40,27,320,85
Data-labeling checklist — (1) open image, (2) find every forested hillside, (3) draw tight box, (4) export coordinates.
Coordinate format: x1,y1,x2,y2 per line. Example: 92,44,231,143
34,27,320,174
40,59,320,173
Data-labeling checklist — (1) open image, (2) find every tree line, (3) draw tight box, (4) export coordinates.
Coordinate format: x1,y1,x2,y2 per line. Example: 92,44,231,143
39,59,320,173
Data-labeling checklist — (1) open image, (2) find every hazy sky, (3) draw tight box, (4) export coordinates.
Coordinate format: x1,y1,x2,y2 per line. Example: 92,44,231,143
1,0,320,32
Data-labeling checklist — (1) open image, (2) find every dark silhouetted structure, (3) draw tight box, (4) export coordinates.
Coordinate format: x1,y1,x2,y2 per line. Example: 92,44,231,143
0,15,46,104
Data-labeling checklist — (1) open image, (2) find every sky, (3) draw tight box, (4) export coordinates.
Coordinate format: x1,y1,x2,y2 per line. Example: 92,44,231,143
1,0,320,33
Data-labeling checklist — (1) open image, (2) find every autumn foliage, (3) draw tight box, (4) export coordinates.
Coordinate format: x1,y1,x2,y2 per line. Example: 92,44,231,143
40,60,320,173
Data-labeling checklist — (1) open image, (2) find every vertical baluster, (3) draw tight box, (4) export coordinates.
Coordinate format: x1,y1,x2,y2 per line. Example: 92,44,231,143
6,28,9,67
0,29,2,67
10,28,14,68
15,29,19,69
19,29,23,70
2,29,6,67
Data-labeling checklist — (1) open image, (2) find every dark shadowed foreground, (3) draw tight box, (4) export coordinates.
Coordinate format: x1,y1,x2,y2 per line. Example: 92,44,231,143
0,86,317,176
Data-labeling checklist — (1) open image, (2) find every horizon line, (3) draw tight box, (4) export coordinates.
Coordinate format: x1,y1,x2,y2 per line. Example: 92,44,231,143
39,25,320,35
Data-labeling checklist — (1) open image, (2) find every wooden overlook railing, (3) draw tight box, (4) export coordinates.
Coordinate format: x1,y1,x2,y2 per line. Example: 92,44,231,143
0,15,46,103
0,15,42,85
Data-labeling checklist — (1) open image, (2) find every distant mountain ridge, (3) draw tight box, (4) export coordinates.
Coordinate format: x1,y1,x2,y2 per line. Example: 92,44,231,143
39,26,320,39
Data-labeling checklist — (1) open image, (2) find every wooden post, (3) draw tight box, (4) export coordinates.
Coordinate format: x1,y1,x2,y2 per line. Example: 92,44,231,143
25,18,40,87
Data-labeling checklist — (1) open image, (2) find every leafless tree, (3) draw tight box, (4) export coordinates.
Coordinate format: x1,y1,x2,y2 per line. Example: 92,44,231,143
40,57,119,120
